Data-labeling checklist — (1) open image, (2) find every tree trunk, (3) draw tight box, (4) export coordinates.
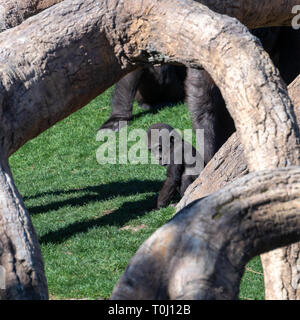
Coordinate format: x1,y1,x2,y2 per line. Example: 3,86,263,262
0,157,48,300
177,75,300,209
111,167,300,299
2,0,298,32
177,74,300,299
0,0,299,299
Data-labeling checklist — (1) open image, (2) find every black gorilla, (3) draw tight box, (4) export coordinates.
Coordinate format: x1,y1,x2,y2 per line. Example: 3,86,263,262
147,123,203,208
99,27,300,164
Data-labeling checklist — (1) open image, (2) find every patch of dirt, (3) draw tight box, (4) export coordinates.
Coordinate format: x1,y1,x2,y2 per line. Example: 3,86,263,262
120,224,146,232
102,209,115,215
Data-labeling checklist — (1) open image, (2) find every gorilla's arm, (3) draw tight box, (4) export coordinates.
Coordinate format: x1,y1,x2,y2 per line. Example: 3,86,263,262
157,163,183,209
98,68,144,131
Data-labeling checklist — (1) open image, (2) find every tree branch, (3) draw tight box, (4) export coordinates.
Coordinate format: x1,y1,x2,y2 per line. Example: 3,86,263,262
111,167,300,300
1,0,299,169
176,74,300,299
1,0,298,32
0,157,48,299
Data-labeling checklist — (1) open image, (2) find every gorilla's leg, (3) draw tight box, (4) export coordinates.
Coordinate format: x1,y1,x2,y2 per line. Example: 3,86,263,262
157,163,184,209
136,65,186,110
179,174,197,197
185,68,216,165
275,28,300,85
98,68,144,132
185,68,228,165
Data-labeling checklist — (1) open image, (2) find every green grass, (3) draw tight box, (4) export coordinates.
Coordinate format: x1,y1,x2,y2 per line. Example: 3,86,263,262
9,87,264,300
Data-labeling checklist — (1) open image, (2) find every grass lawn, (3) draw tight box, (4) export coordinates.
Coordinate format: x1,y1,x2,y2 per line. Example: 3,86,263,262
9,87,265,300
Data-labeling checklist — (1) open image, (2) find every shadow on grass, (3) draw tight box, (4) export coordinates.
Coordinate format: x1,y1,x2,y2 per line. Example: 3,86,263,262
131,101,183,122
39,194,158,244
26,179,162,215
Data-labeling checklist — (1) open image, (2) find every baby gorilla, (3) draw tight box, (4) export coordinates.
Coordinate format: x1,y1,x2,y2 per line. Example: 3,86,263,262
147,123,203,209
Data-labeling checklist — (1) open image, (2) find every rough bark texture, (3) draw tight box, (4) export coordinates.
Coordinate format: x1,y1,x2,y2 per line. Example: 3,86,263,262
0,0,129,299
0,0,62,31
0,0,299,299
111,167,300,300
0,157,48,300
177,75,300,210
0,0,134,158
1,0,299,163
177,75,300,299
1,0,298,32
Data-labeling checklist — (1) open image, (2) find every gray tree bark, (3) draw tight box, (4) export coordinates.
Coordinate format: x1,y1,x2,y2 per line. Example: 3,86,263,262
1,0,298,32
197,0,300,28
0,0,299,299
0,156,48,299
176,75,300,299
112,167,300,299
177,75,300,210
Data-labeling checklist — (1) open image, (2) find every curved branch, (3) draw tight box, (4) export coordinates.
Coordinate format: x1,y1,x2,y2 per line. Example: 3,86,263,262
0,157,48,299
1,0,299,167
111,167,300,300
177,74,300,214
176,74,300,299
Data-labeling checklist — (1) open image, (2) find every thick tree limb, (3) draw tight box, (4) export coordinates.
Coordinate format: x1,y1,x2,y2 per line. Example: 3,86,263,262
111,167,300,300
1,0,299,165
176,74,300,299
1,0,298,32
0,157,48,299
0,0,133,158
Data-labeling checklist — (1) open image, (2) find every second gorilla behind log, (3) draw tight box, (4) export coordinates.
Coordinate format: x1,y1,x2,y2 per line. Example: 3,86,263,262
147,123,203,209
99,27,300,164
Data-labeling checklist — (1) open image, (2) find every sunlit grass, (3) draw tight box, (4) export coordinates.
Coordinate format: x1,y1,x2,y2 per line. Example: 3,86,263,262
9,87,264,299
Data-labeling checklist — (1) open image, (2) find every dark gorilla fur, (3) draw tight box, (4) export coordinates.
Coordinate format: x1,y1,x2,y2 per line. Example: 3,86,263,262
99,65,186,131
147,123,203,209
185,27,300,164
99,27,300,164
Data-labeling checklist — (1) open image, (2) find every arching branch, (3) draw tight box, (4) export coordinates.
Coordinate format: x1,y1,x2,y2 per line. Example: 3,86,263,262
1,0,299,165
111,167,300,300
176,74,300,299
2,0,298,32
177,74,300,210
